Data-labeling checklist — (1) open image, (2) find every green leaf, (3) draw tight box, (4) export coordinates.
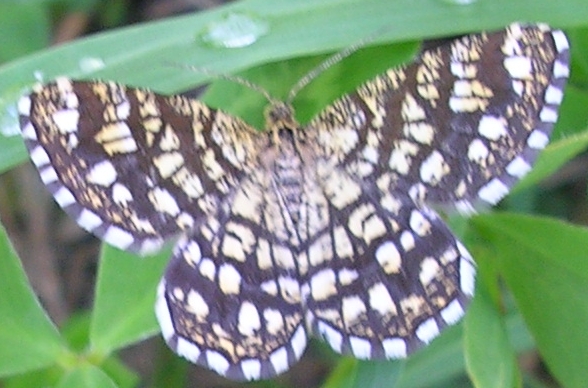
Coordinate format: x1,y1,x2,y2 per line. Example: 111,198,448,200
512,130,588,193
3,367,61,388
0,0,586,171
464,282,519,388
55,365,117,388
89,246,169,355
321,358,358,388
568,27,588,87
552,86,588,138
395,324,466,388
322,358,404,388
0,224,68,377
0,4,49,62
60,313,139,387
472,213,588,388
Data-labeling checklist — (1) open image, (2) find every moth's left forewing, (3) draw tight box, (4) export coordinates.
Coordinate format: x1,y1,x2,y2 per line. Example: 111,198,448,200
19,78,264,254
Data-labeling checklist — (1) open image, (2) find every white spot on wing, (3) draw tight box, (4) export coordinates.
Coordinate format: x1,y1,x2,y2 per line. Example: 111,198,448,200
317,321,342,353
503,56,532,79
199,258,216,281
478,178,509,204
458,242,476,296
376,241,401,274
419,257,440,286
240,359,261,381
21,122,37,140
30,146,50,167
149,187,180,216
207,350,230,375
117,101,131,119
291,325,307,359
183,240,202,266
440,299,465,325
506,156,532,178
155,281,175,340
52,109,80,133
416,318,439,344
539,106,558,123
399,232,414,252
368,282,396,316
342,296,366,326
467,139,489,163
420,150,448,184
409,210,431,236
218,263,241,295
383,338,407,358
140,238,163,254
39,166,58,184
551,30,569,52
18,96,31,115
478,115,507,141
338,268,359,285
77,209,102,230
527,130,549,149
53,186,76,207
237,301,261,335
310,269,337,301
269,347,289,375
553,60,570,79
544,85,564,105
103,225,134,250
86,160,117,186
186,289,209,318
112,183,133,205
176,337,201,363
350,336,372,359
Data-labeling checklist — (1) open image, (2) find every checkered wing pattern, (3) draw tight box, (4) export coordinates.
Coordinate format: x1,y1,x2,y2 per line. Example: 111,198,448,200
19,80,262,254
293,23,568,364
18,23,569,381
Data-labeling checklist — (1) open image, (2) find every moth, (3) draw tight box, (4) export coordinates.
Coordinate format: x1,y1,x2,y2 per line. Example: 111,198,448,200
19,23,569,380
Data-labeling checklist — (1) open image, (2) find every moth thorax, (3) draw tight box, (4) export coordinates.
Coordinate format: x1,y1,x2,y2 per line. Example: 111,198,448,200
264,101,299,134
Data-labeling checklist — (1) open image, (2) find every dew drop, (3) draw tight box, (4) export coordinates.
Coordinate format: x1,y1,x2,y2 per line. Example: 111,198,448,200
33,70,44,82
201,13,269,48
79,56,106,73
0,99,20,137
440,0,478,4
0,83,33,137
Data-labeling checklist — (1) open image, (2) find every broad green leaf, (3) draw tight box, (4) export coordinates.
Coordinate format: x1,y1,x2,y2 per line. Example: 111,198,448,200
353,360,404,388
0,0,586,171
321,358,358,388
472,213,588,388
100,356,139,388
322,358,404,388
0,225,68,376
0,4,49,62
568,27,588,86
3,367,62,388
0,4,50,173
89,246,169,355
464,282,519,388
552,86,588,138
55,365,117,388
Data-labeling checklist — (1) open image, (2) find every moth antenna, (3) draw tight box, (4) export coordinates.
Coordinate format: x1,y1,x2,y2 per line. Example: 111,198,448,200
166,62,279,105
286,27,389,105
